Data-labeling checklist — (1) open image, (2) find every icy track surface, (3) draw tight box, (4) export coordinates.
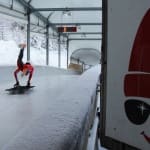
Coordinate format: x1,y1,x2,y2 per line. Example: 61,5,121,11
0,65,100,150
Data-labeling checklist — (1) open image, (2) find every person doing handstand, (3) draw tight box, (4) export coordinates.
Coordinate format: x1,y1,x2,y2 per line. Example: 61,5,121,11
14,44,34,87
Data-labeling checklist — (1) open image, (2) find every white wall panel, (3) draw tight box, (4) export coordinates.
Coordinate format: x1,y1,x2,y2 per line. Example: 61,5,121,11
106,0,150,149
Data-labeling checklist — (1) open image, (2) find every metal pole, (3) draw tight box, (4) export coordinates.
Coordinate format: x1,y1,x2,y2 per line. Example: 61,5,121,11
69,38,102,41
66,37,69,68
61,32,102,35
46,24,49,65
31,7,102,12
50,22,102,26
58,34,61,68
27,10,30,61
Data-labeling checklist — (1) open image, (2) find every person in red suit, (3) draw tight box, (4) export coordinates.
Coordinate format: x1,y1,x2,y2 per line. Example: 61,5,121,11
14,44,34,87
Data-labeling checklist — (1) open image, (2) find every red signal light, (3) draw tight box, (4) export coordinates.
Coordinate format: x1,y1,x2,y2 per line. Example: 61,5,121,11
57,26,77,32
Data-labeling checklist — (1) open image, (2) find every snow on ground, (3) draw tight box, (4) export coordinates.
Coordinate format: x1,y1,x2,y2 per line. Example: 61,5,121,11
0,40,67,68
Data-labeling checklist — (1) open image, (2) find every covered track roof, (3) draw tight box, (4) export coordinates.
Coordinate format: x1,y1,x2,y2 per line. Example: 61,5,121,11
0,0,102,66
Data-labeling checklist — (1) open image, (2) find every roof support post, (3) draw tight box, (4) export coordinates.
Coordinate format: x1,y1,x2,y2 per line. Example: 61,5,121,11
27,10,31,61
11,0,14,9
58,34,61,68
66,37,69,68
46,24,49,65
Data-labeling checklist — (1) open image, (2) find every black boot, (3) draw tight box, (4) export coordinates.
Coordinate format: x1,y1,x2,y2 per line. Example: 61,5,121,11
14,81,19,87
27,81,30,87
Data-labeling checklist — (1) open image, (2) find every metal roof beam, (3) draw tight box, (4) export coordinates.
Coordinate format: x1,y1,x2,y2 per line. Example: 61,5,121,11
61,32,102,35
69,38,101,41
16,0,46,22
0,3,25,15
28,0,32,4
47,11,55,20
31,7,102,12
51,23,102,26
16,0,57,31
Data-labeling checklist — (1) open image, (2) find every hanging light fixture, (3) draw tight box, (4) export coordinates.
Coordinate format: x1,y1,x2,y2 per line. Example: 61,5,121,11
62,10,72,17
